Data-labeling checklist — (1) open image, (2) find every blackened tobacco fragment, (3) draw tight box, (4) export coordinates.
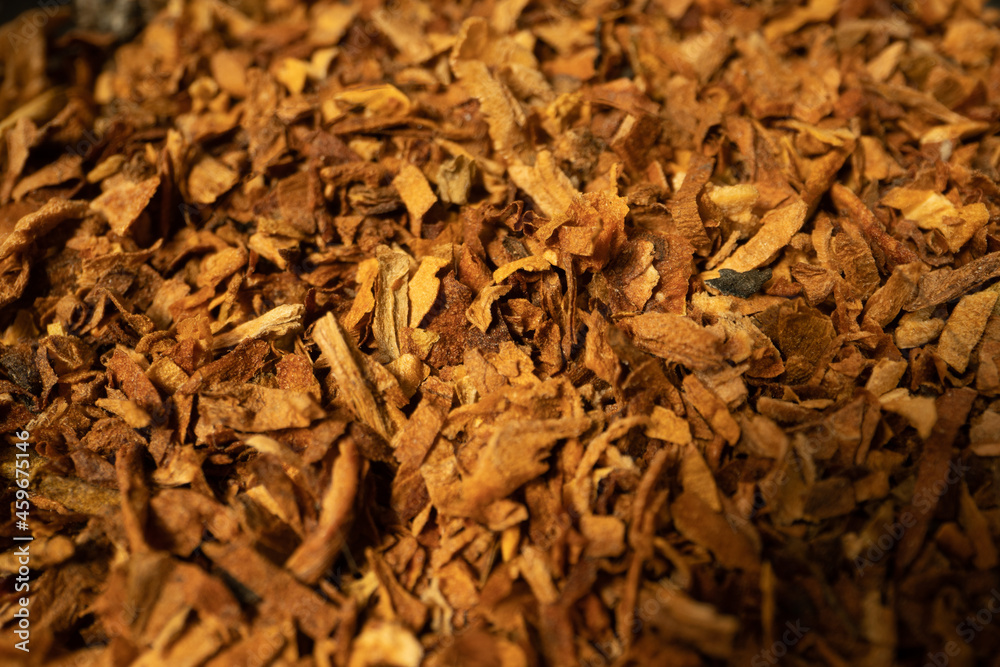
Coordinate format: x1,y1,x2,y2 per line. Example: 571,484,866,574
706,268,773,298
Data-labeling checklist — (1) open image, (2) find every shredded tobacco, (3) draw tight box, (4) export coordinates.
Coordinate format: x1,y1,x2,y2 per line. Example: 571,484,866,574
706,268,773,299
3,1,1000,665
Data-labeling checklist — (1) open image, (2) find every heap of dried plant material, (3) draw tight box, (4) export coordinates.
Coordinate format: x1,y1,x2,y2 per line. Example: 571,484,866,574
6,0,1000,665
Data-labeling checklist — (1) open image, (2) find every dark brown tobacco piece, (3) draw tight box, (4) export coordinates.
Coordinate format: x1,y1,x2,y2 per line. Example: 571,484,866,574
706,267,773,298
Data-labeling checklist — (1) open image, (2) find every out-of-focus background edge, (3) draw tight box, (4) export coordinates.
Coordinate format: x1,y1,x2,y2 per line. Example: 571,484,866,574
4,0,1000,34
1,0,152,38
1,0,71,29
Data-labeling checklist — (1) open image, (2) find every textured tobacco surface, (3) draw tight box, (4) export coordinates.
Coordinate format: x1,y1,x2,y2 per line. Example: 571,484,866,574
3,0,1000,665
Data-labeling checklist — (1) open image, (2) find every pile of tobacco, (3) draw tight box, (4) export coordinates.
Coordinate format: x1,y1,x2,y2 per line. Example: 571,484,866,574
4,0,1000,665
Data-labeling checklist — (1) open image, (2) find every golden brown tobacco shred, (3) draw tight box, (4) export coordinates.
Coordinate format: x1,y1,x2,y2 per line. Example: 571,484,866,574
313,312,396,440
620,312,724,371
201,540,341,640
908,252,1000,312
935,287,1000,374
667,152,713,253
717,199,808,274
210,303,305,350
285,437,360,584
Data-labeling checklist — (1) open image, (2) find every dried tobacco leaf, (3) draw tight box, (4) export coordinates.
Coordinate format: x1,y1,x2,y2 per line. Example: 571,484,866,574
706,267,772,298
6,2,1000,666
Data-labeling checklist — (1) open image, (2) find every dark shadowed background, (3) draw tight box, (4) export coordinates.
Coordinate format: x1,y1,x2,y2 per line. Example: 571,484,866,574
1,0,71,28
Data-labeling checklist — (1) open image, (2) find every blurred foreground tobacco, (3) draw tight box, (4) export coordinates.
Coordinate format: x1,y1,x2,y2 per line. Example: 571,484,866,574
3,0,1000,665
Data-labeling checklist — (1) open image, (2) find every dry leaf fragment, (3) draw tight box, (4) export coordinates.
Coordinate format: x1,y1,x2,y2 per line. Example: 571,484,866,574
95,398,151,428
274,57,311,95
936,288,999,373
908,252,1000,312
310,2,359,46
334,84,412,118
976,306,1000,396
683,374,740,445
374,246,413,362
246,233,299,271
832,223,881,299
371,549,429,630
285,438,359,584
645,405,692,445
921,121,990,146
706,268,772,298
11,153,83,201
188,155,239,205
895,309,946,349
211,304,305,350
579,515,626,559
680,446,721,511
493,254,552,283
830,184,919,268
210,50,250,97
196,245,248,289
508,151,578,226
865,359,908,397
860,135,905,180
881,188,988,253
879,389,937,439
452,63,524,159
0,117,37,203
895,389,976,570
862,262,924,329
637,583,740,659
394,164,437,236
708,183,759,229
105,347,163,419
559,185,631,271
970,408,1000,455
667,152,713,253
466,416,590,506
428,414,590,519
740,414,789,459
345,258,380,333
621,313,724,371
313,312,394,440
672,491,759,571
146,356,190,393
518,544,560,605
347,621,424,667
202,540,340,640
0,198,91,260
372,5,434,64
200,384,323,431
408,255,451,328
436,155,477,205
467,284,512,334
718,200,807,273
763,0,840,40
